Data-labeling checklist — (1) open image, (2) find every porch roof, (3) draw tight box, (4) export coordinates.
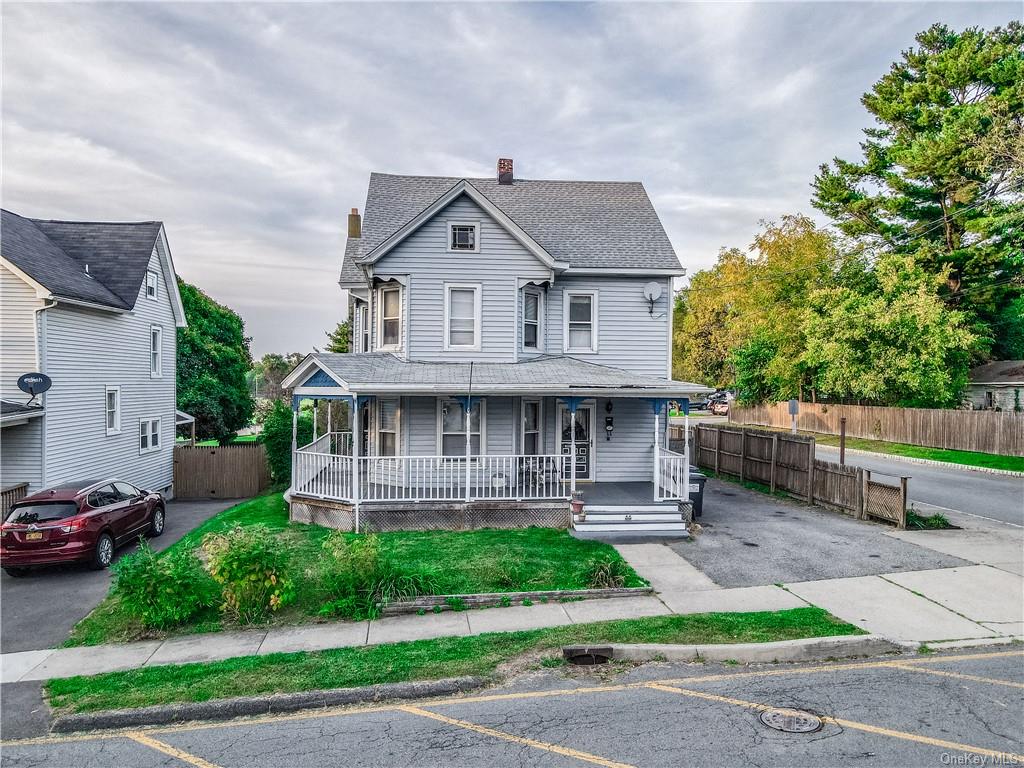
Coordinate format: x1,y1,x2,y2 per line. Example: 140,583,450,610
285,353,712,398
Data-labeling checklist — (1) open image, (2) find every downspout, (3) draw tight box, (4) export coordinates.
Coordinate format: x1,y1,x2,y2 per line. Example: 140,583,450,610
34,299,56,489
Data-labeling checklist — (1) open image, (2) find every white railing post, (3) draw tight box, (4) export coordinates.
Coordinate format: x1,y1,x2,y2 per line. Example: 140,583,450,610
290,403,298,490
653,405,661,501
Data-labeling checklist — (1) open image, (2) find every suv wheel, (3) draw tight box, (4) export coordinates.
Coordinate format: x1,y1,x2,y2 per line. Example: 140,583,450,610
148,506,165,538
91,532,114,570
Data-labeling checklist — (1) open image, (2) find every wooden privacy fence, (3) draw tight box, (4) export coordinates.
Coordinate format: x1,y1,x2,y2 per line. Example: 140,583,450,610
689,425,907,527
731,401,1024,457
173,444,270,499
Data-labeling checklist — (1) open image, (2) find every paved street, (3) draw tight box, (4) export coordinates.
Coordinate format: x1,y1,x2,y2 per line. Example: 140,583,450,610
0,499,237,654
3,647,1021,767
815,444,1024,527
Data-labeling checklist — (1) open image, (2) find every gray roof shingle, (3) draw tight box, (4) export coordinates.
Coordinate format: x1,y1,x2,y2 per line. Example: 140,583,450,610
340,173,681,284
969,360,1024,384
303,353,709,395
1,209,162,310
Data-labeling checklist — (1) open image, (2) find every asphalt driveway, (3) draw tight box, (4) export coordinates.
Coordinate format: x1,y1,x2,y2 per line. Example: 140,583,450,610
671,479,968,588
0,498,238,654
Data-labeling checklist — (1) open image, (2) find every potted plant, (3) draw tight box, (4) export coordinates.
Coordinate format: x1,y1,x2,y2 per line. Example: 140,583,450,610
570,490,585,520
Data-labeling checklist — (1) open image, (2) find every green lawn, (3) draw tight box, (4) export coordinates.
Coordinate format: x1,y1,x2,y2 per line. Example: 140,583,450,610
66,494,645,646
810,433,1024,472
47,606,861,714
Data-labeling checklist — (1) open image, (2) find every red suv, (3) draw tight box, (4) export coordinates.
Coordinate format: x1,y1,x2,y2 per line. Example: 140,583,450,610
1,479,165,577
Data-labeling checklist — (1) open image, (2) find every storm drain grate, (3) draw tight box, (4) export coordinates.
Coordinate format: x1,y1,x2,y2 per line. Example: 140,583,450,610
758,708,823,733
562,645,613,665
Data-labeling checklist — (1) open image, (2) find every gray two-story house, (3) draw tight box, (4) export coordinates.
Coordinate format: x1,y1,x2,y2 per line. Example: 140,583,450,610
0,210,187,504
283,160,710,533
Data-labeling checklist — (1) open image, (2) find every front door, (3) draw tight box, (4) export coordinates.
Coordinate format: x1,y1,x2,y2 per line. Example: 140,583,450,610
560,405,594,481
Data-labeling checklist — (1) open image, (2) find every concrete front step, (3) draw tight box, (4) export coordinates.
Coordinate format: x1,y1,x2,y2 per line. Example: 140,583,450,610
585,505,679,513
575,513,684,523
573,521,689,533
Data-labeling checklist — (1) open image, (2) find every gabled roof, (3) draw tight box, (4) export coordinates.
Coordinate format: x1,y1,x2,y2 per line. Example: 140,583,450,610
283,352,711,397
1,209,186,324
340,172,682,285
969,360,1024,384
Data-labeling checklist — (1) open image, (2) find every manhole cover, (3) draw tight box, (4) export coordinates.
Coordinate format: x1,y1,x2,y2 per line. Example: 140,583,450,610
759,708,823,733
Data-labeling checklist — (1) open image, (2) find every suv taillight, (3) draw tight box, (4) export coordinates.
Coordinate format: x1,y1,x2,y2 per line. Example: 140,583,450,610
59,518,86,534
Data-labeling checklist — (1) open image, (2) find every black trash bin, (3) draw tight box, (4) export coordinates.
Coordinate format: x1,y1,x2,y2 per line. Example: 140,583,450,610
688,468,707,518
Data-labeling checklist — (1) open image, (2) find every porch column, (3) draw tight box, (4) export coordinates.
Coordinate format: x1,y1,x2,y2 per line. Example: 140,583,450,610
290,396,299,491
653,406,660,501
352,394,360,533
312,400,318,442
327,401,332,443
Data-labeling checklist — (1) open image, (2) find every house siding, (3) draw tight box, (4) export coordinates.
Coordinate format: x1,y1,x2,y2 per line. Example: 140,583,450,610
1,420,43,492
546,276,672,378
0,263,43,401
372,196,552,362
41,248,177,494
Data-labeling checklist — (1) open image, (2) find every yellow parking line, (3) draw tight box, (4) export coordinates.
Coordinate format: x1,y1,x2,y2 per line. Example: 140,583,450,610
881,662,1024,689
398,705,635,768
127,732,223,768
646,682,1024,762
5,649,1020,748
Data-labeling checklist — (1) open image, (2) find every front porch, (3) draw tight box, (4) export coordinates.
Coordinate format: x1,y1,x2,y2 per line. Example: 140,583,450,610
281,353,708,532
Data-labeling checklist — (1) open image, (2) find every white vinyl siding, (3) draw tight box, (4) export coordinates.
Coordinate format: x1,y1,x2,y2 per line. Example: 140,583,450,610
374,196,551,362
105,386,121,435
0,263,43,401
41,246,176,493
444,283,481,351
563,291,598,353
150,325,163,377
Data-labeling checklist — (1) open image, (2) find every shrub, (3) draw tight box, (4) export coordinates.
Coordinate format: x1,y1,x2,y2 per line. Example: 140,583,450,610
203,525,295,623
586,557,630,589
262,400,312,484
112,542,215,630
317,531,441,620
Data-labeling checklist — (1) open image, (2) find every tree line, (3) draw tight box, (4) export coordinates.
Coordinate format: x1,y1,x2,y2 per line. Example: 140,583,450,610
673,23,1023,408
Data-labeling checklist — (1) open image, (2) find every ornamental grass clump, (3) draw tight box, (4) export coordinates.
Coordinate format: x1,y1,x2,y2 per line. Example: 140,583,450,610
112,541,216,630
202,525,295,624
317,531,442,620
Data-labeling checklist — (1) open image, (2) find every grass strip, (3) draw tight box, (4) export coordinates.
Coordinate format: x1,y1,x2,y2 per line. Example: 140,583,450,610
47,606,861,714
66,494,645,647
808,434,1023,472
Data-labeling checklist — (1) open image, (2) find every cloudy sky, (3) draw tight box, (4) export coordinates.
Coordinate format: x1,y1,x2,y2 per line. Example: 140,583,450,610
2,2,1014,355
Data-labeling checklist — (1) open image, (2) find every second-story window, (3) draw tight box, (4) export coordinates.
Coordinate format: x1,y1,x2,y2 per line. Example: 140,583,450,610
359,304,370,352
523,289,542,351
145,270,159,299
448,222,479,252
150,325,163,377
564,292,598,353
445,284,481,350
378,286,401,349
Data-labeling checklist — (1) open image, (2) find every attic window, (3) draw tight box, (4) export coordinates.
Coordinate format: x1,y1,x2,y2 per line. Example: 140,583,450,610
146,270,158,299
448,223,478,252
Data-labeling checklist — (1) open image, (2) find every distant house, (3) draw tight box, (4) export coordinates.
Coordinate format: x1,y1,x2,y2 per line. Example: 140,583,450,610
281,159,711,534
0,210,187,501
966,361,1024,411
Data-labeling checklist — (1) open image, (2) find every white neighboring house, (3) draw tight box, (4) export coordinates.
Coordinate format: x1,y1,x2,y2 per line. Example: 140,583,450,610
0,209,187,502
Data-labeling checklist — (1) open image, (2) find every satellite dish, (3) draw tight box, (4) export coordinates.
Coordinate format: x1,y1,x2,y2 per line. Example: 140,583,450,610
643,282,662,302
18,372,52,396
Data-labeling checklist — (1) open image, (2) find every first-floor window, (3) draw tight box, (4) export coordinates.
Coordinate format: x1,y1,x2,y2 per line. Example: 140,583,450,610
377,398,399,456
140,417,161,453
105,386,121,435
441,399,482,456
522,400,541,455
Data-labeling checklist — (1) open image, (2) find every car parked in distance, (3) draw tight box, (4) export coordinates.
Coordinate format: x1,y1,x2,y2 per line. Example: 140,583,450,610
709,399,730,416
0,479,165,577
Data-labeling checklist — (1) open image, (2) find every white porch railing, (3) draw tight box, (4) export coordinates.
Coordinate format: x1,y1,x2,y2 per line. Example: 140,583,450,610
298,431,352,456
656,448,690,501
293,449,569,504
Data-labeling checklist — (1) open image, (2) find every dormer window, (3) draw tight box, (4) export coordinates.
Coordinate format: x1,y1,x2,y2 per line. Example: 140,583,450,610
448,222,479,252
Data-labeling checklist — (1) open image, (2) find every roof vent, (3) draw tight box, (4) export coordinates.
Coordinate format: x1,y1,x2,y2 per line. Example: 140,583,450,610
497,158,513,185
348,208,361,239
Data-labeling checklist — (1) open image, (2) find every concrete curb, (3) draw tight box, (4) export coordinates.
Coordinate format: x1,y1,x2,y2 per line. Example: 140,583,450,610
895,636,1024,653
583,634,900,664
50,676,486,734
815,445,1024,477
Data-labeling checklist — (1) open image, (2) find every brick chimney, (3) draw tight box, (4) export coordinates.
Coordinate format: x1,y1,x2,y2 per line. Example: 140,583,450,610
497,158,513,185
347,207,361,238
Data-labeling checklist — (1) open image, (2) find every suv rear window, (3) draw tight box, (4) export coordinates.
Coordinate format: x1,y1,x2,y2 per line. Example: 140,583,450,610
5,502,79,525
